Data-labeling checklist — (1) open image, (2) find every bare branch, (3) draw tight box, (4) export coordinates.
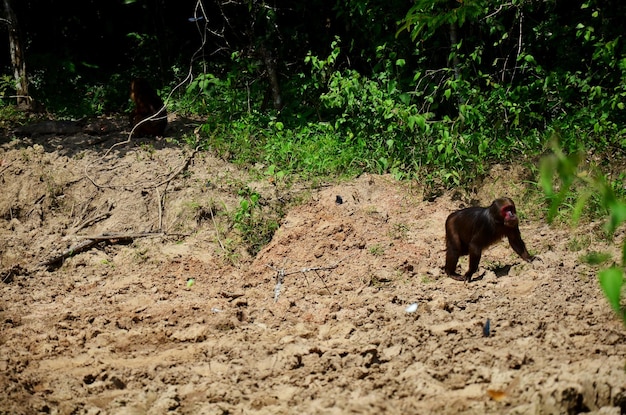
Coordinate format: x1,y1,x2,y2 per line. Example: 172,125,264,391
267,254,355,301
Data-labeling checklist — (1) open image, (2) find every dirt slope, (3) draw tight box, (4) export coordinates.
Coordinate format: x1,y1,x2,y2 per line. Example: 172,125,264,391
1,125,625,415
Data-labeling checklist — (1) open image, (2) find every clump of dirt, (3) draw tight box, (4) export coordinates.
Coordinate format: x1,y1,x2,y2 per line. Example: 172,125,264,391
1,124,625,414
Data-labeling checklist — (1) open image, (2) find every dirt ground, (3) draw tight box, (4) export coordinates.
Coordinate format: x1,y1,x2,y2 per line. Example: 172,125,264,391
1,118,625,415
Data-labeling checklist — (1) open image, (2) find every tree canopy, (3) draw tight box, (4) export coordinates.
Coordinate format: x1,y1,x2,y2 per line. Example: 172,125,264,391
0,0,624,184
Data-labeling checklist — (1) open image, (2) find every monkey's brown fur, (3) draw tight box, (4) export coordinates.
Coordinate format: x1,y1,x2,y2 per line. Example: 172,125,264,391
445,197,534,282
129,78,167,137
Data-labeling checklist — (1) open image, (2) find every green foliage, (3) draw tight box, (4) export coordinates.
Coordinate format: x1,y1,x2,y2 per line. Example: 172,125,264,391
580,251,611,265
0,104,30,131
27,54,130,116
368,244,385,256
0,75,16,99
541,143,626,326
12,0,625,194
599,268,625,318
398,0,486,40
233,187,279,256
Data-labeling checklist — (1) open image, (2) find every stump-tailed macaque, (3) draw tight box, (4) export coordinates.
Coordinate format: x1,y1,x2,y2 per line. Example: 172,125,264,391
445,197,534,282
129,78,167,137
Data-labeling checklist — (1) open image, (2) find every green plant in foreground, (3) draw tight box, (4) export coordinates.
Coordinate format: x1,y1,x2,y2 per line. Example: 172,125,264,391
233,188,279,256
541,142,626,325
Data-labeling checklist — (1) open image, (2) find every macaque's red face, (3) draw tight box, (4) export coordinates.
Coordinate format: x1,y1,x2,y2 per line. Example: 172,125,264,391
501,206,519,227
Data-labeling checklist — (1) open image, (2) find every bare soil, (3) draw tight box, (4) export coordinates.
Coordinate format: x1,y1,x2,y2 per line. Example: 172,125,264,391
1,119,625,415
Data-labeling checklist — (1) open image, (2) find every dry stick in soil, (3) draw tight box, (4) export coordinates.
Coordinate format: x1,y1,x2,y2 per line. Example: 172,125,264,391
209,205,225,251
1,264,26,283
38,13,211,272
42,144,199,269
84,144,199,232
267,254,355,302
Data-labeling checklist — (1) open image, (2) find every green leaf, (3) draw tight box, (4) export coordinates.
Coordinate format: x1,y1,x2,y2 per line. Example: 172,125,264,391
598,268,623,315
538,157,554,196
608,203,626,235
523,54,536,64
571,191,591,225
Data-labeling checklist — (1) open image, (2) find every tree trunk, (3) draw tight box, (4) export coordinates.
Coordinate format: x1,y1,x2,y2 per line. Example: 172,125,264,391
3,0,29,107
448,21,461,82
448,21,462,112
260,45,283,111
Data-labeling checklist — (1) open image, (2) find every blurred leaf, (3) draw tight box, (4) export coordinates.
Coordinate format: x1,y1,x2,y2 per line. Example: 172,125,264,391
607,203,626,235
598,267,624,316
539,155,555,197
571,191,591,225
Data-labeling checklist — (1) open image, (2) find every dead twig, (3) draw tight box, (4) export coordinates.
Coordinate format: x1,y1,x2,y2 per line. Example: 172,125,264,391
74,212,112,233
82,145,199,236
84,146,198,191
267,253,354,302
75,232,164,240
1,264,26,283
0,161,12,177
210,204,225,251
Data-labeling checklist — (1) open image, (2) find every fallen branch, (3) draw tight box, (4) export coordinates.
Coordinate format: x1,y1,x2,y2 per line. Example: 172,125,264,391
75,232,164,240
38,239,103,269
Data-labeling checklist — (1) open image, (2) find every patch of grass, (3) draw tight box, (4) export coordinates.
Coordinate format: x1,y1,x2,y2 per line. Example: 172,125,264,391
579,251,612,266
231,187,281,256
100,259,113,267
389,223,409,240
368,244,384,256
567,235,592,252
133,247,149,263
221,238,241,266
364,206,379,215
0,104,31,130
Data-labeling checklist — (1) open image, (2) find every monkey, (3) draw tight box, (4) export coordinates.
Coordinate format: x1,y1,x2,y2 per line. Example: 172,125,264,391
445,197,534,282
129,78,167,137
